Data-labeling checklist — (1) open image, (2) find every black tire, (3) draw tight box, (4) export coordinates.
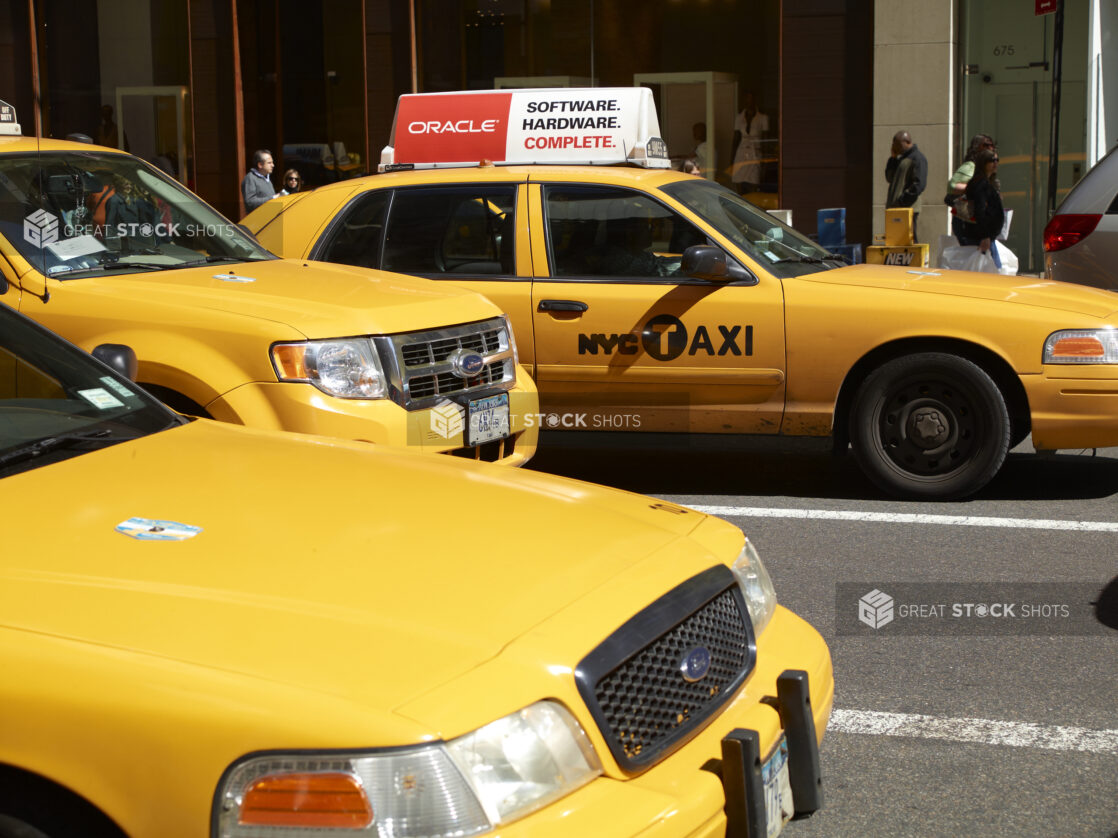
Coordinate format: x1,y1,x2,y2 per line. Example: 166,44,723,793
0,815,52,838
849,353,1010,500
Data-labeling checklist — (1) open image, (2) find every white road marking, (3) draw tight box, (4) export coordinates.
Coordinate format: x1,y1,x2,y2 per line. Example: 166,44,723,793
687,505,1118,533
829,708,1118,755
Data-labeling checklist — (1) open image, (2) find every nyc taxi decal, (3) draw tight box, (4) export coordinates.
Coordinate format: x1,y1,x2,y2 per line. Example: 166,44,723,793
116,517,203,541
578,315,753,360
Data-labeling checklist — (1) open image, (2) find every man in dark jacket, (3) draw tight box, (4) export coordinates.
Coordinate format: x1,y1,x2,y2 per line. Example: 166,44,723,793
885,131,928,242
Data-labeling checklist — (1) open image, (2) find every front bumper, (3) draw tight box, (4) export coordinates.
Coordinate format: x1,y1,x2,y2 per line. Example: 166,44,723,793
204,377,540,466
495,606,834,837
1024,368,1118,450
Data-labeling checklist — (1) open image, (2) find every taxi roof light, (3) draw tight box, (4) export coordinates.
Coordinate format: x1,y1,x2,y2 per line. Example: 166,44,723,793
380,87,670,172
0,99,21,137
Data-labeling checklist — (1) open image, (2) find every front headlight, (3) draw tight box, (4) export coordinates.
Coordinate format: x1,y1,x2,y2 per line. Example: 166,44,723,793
216,701,601,838
730,537,777,635
1043,328,1118,363
271,339,387,398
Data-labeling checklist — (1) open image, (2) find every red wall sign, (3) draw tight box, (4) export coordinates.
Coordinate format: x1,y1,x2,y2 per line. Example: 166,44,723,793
1036,0,1058,15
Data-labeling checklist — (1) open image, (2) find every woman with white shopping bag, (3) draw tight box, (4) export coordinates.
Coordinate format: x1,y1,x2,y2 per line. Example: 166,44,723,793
957,149,1006,265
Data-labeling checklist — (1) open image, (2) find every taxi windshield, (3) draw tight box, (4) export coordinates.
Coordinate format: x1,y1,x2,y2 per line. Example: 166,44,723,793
0,303,181,478
0,150,274,279
661,179,842,277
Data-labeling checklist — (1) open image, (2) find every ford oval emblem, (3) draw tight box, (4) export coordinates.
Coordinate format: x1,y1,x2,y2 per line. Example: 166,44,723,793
449,349,485,379
679,646,712,683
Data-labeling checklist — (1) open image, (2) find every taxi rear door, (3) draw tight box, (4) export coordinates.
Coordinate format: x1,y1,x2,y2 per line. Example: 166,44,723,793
526,181,786,433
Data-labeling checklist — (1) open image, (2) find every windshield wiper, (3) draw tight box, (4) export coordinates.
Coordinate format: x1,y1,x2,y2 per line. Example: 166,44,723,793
773,254,829,265
174,254,272,268
53,257,179,277
0,428,139,470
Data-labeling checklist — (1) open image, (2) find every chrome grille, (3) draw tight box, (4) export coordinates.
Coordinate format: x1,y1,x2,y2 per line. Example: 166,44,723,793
407,360,508,400
576,567,755,773
377,318,517,409
400,328,503,367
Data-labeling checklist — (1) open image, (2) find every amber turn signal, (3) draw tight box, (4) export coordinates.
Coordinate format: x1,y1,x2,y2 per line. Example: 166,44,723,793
271,344,309,380
239,772,373,829
1048,336,1105,358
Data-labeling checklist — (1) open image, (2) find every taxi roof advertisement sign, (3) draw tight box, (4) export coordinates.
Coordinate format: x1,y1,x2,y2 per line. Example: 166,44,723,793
383,87,670,170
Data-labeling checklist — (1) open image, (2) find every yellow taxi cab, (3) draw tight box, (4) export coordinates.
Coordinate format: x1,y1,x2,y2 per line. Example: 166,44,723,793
246,87,1118,500
0,298,831,838
0,102,537,465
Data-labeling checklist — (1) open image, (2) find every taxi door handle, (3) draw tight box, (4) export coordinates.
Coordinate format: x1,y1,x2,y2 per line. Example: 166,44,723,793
538,299,588,313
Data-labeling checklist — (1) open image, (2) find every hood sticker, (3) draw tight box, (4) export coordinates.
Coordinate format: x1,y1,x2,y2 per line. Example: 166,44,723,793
214,273,256,283
116,517,203,541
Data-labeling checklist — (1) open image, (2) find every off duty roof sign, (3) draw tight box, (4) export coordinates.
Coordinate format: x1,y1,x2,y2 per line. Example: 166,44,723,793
0,100,21,136
380,87,670,171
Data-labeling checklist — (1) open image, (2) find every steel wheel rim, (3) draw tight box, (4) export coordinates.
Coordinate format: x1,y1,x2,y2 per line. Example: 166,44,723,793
874,374,984,479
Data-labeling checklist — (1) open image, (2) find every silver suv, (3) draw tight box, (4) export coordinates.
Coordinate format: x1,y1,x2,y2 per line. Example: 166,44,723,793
1044,144,1118,290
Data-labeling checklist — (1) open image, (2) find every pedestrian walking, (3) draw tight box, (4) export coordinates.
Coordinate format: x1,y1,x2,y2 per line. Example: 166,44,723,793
277,169,302,196
958,148,1005,254
885,130,928,242
241,149,276,213
946,134,995,244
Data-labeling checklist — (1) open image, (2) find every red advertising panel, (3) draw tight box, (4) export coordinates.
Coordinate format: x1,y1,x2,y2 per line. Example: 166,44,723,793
393,92,512,164
1036,0,1057,15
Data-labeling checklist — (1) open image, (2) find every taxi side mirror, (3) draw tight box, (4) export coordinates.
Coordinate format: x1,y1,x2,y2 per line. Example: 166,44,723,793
682,245,730,281
92,343,139,381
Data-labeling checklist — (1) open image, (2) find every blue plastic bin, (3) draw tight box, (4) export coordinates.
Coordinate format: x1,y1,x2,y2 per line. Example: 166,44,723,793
816,208,846,248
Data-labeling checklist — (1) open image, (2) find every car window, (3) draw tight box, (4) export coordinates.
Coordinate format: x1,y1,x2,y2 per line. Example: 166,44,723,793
660,178,840,277
317,190,390,269
1,151,274,279
544,185,710,280
0,303,180,478
382,186,517,276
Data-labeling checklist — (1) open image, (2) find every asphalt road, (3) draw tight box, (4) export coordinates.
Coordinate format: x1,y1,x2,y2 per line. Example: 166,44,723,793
529,433,1118,838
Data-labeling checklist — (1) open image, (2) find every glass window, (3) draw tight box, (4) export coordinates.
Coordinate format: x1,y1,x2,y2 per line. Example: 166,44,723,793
383,186,517,276
0,151,273,279
661,178,840,277
544,185,709,280
0,305,180,478
318,191,390,269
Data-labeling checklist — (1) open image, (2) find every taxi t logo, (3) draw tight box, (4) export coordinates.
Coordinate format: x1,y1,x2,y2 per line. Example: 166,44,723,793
578,315,752,360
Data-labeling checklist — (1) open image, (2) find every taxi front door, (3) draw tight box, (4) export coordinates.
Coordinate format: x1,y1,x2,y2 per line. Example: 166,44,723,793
527,183,786,434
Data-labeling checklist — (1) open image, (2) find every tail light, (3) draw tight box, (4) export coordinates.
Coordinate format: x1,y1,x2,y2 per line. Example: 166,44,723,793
1043,213,1102,252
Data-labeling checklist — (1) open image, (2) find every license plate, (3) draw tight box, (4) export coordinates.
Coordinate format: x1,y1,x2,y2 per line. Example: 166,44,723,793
762,737,794,838
466,393,510,446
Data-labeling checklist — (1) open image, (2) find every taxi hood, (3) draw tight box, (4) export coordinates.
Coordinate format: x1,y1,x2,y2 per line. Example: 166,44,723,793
59,258,499,337
809,263,1118,318
0,421,717,712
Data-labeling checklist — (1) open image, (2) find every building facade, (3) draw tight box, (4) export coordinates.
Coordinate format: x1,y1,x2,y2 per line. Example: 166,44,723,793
4,0,1110,272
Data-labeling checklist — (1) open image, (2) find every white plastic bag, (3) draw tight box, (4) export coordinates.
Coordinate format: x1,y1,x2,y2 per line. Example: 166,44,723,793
939,241,1018,275
998,209,1014,242
963,248,998,274
939,244,977,270
992,241,1018,275
932,234,957,269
